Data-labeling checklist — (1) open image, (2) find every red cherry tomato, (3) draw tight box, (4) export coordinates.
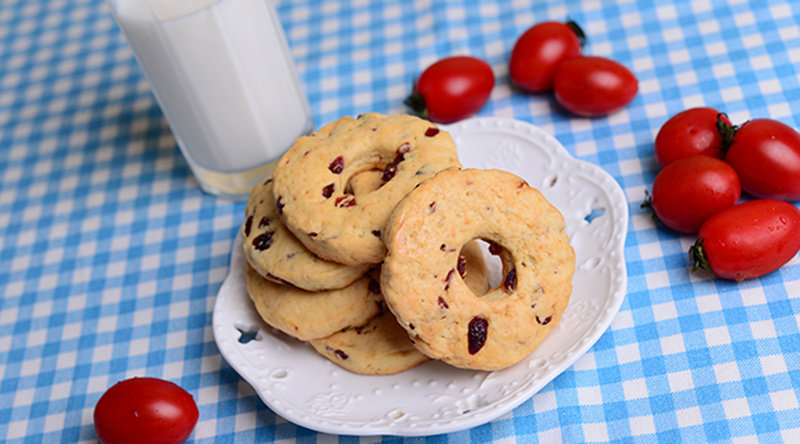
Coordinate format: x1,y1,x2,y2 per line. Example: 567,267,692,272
654,107,731,167
724,118,800,201
690,199,800,281
646,156,741,233
405,56,494,124
94,377,199,444
509,20,585,93
553,56,638,117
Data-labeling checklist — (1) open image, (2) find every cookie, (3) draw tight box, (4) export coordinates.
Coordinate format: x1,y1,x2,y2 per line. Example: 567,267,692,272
311,239,490,375
272,113,461,266
242,177,371,291
381,168,575,371
246,265,382,341
309,310,429,375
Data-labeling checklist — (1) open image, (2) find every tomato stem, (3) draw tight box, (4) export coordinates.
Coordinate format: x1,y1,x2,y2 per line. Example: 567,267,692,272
716,112,738,153
640,190,662,226
404,85,429,119
566,19,587,47
688,238,716,277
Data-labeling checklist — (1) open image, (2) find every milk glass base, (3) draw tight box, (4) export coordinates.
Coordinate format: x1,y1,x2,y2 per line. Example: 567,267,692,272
188,157,278,201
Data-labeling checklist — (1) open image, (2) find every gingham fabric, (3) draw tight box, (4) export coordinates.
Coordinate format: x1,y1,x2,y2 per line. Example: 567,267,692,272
2,0,800,442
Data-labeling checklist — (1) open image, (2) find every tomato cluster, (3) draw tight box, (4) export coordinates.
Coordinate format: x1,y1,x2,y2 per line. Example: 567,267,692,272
646,107,800,281
406,19,638,123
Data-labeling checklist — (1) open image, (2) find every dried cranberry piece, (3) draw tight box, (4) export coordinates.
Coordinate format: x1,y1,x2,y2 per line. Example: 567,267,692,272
429,201,436,213
275,196,285,214
308,232,318,238
425,127,440,137
327,346,348,360
322,183,335,198
444,268,455,290
381,150,406,182
244,215,254,237
438,296,449,309
488,241,503,255
381,162,398,182
503,269,517,293
335,194,356,208
536,315,552,325
328,156,345,174
457,255,467,277
252,232,274,251
396,142,411,155
468,316,488,355
258,217,270,228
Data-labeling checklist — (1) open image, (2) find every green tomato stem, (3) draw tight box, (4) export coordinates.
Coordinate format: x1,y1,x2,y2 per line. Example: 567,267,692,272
689,238,716,277
566,19,588,47
716,112,739,153
404,87,429,119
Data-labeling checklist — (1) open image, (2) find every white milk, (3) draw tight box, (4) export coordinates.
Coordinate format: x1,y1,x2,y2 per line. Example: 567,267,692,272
109,0,314,198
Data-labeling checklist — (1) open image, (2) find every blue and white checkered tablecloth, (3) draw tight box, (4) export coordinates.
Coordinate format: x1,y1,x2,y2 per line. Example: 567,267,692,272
2,0,800,442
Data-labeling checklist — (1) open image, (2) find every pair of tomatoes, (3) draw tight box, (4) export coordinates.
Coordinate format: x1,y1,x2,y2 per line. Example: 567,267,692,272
508,20,638,117
647,107,800,281
405,20,638,123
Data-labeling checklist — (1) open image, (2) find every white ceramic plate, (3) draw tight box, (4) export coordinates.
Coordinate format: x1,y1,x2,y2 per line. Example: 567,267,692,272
212,117,628,436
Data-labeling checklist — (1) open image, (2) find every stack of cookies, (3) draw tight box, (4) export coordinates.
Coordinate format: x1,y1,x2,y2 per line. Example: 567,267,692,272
241,113,575,374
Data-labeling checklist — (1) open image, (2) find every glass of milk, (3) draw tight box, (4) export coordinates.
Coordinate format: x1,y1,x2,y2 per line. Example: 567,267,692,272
107,0,314,200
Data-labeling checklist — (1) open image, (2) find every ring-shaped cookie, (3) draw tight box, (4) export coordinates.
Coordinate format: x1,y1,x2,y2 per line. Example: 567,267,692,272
272,113,461,266
242,177,370,291
381,168,575,371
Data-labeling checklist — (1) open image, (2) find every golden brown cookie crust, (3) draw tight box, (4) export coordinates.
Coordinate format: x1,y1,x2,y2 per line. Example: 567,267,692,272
242,178,370,291
309,310,429,375
381,168,575,371
246,265,381,341
272,113,461,266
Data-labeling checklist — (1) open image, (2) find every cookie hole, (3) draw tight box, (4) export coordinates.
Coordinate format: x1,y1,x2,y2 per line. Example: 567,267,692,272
584,207,606,223
235,324,261,344
474,239,514,299
345,169,383,196
457,240,496,298
477,239,501,291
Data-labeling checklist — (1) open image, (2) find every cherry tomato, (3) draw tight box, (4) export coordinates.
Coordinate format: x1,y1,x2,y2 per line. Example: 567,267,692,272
724,118,800,201
553,56,638,117
405,56,494,124
509,20,585,93
94,377,199,444
645,155,741,233
654,107,732,167
690,199,800,281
